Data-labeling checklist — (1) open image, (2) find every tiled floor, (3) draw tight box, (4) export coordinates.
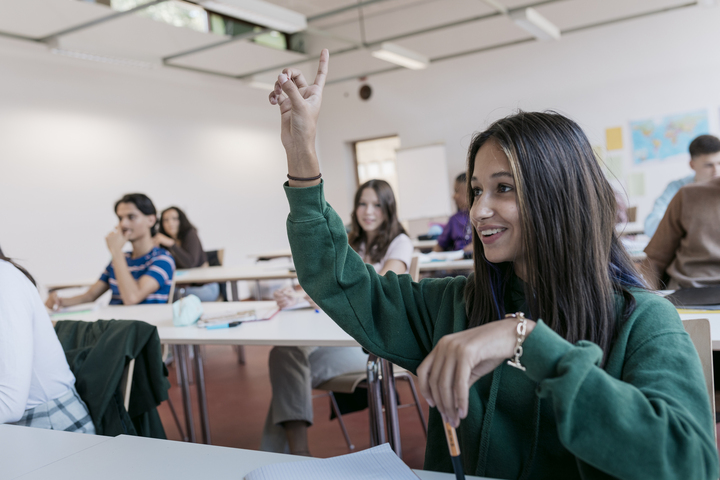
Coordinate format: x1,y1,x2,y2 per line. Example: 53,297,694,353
157,345,430,469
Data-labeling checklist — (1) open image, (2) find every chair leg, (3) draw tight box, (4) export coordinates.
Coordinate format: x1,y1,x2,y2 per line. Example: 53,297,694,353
234,345,246,365
165,397,188,442
328,392,354,451
401,374,428,437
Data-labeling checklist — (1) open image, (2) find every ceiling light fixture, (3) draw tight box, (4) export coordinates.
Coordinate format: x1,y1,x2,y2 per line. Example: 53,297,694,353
50,48,156,69
199,0,307,33
244,78,276,90
371,42,429,70
510,7,561,41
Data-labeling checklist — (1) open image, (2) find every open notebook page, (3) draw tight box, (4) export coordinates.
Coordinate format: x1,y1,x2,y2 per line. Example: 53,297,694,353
244,444,419,480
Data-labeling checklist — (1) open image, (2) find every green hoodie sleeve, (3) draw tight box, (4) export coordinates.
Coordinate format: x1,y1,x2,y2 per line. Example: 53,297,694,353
521,301,719,480
284,181,466,372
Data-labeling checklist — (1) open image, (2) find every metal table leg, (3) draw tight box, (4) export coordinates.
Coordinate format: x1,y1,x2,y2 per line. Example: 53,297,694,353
174,344,196,443
366,355,385,446
193,345,212,445
381,358,402,458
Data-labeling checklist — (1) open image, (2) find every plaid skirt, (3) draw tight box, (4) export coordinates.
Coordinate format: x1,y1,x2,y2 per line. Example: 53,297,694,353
11,386,96,434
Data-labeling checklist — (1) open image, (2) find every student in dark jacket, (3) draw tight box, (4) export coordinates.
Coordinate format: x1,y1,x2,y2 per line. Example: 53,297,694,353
155,206,219,301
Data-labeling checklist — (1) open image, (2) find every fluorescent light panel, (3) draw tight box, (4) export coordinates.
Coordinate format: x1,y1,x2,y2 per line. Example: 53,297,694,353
510,7,560,41
199,0,306,33
371,42,429,70
50,48,156,69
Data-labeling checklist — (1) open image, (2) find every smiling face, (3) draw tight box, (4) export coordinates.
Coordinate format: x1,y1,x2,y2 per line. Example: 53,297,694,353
162,209,180,238
116,202,155,242
355,187,385,233
470,140,524,276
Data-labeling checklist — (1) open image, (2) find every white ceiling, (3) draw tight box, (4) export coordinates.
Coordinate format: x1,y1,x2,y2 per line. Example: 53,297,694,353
0,0,699,84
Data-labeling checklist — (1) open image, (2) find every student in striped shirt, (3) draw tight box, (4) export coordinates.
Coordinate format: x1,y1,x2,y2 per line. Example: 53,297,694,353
45,194,175,309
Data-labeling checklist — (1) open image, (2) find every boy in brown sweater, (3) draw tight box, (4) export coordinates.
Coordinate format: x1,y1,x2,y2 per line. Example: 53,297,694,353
644,177,720,289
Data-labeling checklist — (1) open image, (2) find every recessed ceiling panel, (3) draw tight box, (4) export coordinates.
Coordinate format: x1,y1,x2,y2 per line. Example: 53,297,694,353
0,0,111,39
535,0,694,31
57,13,226,62
169,39,307,76
394,14,529,60
323,48,402,82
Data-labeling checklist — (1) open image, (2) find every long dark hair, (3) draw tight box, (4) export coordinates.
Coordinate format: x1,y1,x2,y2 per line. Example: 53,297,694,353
159,206,196,243
464,111,644,358
348,179,406,264
114,193,158,235
0,246,36,286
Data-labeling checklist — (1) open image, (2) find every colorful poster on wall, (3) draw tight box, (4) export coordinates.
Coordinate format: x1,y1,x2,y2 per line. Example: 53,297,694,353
605,127,623,151
630,110,708,164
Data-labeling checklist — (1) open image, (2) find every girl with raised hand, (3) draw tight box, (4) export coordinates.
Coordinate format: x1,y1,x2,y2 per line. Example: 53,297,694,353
262,178,413,455
269,50,718,479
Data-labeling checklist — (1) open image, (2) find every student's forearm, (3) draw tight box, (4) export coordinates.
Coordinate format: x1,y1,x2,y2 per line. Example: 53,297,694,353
111,254,143,305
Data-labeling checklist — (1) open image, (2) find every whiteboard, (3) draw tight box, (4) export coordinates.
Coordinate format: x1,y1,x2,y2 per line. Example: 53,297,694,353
395,143,453,220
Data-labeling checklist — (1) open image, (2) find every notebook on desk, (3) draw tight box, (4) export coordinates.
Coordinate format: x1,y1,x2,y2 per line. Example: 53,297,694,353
665,286,720,309
244,444,419,480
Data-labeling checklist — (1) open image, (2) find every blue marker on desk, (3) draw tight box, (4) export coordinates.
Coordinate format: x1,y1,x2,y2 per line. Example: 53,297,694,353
206,321,243,330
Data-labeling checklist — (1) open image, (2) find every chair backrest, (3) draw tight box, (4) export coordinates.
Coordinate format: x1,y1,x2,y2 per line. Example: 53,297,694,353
409,255,420,282
119,358,136,411
205,249,225,267
681,318,716,439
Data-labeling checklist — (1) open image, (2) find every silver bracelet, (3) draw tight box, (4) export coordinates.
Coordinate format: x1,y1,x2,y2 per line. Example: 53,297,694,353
506,312,528,371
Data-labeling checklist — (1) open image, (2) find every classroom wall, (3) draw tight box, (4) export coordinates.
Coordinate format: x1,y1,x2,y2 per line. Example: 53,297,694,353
315,4,720,227
4,4,720,289
0,37,291,289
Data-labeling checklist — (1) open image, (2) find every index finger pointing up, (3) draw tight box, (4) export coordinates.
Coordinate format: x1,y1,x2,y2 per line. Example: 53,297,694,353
313,49,329,89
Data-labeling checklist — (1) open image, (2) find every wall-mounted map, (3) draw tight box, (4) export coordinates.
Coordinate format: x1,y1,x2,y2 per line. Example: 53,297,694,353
630,110,708,164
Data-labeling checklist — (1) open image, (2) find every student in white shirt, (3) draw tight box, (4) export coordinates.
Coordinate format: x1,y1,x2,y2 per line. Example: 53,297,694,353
261,179,413,455
0,250,94,432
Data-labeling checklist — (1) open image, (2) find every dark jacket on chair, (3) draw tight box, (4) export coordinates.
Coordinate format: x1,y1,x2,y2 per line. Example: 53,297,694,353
54,319,170,438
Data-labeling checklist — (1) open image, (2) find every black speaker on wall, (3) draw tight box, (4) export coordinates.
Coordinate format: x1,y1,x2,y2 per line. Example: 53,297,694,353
359,84,372,101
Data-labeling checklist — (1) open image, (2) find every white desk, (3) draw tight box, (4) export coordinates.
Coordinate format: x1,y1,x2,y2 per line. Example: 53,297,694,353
45,279,96,292
0,424,110,479
174,265,298,301
11,432,489,480
53,303,362,447
419,259,474,272
56,302,357,347
249,240,439,260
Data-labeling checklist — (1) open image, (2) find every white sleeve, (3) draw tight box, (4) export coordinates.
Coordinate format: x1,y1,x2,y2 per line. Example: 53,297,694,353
383,234,414,272
0,264,34,423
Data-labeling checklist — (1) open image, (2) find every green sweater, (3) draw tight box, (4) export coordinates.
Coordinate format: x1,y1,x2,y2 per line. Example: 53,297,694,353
285,181,718,480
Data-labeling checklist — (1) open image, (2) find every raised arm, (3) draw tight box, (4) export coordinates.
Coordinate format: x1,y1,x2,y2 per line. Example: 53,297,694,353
271,51,461,370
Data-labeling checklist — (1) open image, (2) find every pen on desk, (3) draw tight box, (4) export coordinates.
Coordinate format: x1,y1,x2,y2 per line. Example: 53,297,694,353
206,321,243,330
443,421,465,480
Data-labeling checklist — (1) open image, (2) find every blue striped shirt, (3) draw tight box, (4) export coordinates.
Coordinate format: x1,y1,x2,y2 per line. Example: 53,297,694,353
99,247,175,305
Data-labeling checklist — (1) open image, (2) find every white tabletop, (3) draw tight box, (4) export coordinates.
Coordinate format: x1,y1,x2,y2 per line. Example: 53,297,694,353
249,240,439,260
0,424,110,479
45,279,96,291
175,264,297,285
13,433,489,480
419,259,474,272
51,301,359,347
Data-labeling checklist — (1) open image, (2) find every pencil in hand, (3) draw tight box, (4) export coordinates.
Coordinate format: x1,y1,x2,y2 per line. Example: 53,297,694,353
443,421,465,480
